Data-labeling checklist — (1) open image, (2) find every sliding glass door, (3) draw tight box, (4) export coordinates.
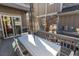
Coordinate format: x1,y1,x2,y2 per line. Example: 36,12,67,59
2,15,14,38
12,16,22,36
1,15,22,39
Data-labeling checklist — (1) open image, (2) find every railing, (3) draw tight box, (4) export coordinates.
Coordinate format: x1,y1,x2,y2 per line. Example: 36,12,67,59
34,31,79,51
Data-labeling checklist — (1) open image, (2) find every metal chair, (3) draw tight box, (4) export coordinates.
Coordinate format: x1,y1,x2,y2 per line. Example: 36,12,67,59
13,38,24,56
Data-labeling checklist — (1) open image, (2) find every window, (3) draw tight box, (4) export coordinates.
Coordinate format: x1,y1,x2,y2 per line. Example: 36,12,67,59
75,47,79,51
64,42,66,47
60,42,63,46
67,43,70,48
71,45,74,50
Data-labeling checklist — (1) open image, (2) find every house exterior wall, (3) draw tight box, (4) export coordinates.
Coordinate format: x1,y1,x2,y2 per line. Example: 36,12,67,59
33,3,62,32
0,5,27,29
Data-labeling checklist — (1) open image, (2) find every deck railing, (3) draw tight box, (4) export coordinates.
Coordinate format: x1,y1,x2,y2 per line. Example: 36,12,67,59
34,31,79,51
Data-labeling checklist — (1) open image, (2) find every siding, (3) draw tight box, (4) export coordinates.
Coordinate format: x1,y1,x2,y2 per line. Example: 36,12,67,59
59,14,79,28
0,5,27,28
33,3,39,16
47,3,61,13
38,3,45,15
33,3,61,32
33,3,61,16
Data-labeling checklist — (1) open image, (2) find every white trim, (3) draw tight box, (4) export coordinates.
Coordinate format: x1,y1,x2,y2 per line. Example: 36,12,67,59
60,3,63,12
0,12,8,15
11,16,15,37
0,14,5,38
37,12,58,17
12,16,22,36
37,15,45,17
1,14,9,38
0,13,22,39
58,10,79,16
47,12,57,16
3,36,15,39
19,16,22,35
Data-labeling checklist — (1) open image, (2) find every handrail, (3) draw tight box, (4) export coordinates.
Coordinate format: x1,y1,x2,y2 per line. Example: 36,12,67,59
34,31,79,50
35,31,79,42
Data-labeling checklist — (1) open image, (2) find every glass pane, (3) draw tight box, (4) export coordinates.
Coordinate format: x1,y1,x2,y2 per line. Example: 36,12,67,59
67,43,70,48
2,16,7,37
0,15,3,38
40,17,46,31
2,15,14,37
64,42,66,47
13,17,21,35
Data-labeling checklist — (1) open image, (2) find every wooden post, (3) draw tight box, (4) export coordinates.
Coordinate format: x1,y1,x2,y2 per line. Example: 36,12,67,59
60,3,63,12
45,4,48,31
56,15,60,33
29,3,33,33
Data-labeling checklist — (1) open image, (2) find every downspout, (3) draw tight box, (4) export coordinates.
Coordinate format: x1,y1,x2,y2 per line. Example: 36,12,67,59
29,3,33,33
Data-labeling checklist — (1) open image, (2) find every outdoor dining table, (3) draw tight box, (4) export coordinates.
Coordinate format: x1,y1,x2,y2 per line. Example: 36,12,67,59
17,34,61,56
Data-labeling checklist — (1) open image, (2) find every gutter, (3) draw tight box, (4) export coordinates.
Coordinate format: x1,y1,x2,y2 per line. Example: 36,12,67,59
0,3,30,11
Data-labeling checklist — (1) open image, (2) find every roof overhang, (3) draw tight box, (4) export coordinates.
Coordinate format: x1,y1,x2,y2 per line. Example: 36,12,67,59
0,3,30,11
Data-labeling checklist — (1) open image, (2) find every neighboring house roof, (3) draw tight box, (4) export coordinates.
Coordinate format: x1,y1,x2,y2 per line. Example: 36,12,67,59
62,4,79,12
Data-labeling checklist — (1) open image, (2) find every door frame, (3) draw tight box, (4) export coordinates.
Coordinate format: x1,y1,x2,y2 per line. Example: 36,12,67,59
0,13,23,39
11,16,23,36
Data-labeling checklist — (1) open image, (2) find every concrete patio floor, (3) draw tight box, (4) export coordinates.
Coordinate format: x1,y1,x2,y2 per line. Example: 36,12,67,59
0,38,15,56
